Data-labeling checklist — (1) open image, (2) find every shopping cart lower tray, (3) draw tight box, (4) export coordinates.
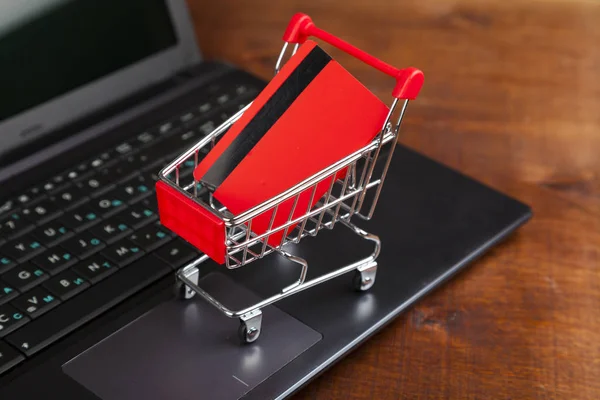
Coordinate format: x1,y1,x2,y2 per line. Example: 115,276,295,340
155,13,424,343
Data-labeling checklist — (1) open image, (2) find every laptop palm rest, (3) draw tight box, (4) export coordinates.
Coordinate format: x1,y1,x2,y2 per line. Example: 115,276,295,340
61,273,322,400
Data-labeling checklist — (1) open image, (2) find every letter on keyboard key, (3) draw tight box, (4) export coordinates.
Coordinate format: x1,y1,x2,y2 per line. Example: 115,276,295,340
0,236,45,263
43,270,90,301
5,254,170,356
60,233,105,259
73,255,118,284
31,249,77,275
0,211,34,241
75,169,115,196
0,340,24,375
119,175,153,204
1,263,48,292
115,205,156,229
91,190,127,218
0,199,16,216
59,205,101,232
31,221,73,247
51,186,88,210
101,239,145,267
21,199,63,224
11,287,61,319
89,220,132,244
0,304,29,338
0,279,18,305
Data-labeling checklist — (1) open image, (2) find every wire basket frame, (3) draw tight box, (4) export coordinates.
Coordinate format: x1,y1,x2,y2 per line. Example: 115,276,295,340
159,96,408,270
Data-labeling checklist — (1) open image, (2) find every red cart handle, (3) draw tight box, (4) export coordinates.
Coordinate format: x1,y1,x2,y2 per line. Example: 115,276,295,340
283,13,423,100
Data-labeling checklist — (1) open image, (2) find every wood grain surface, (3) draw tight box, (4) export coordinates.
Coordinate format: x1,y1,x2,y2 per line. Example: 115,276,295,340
186,1,600,398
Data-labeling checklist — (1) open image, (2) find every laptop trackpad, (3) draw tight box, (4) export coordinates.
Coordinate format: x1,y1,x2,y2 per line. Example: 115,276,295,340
61,273,322,400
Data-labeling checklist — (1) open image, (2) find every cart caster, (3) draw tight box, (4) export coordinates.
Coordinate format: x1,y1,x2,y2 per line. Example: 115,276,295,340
177,266,199,299
353,264,377,291
238,309,262,344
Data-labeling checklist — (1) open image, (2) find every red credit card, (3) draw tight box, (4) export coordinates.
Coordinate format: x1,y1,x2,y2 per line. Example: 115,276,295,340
194,40,389,246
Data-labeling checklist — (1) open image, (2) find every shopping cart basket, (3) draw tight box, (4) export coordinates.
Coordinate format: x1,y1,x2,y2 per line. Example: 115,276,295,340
156,13,424,343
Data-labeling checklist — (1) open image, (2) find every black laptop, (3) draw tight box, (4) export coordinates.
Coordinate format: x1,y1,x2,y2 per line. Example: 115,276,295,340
0,1,531,399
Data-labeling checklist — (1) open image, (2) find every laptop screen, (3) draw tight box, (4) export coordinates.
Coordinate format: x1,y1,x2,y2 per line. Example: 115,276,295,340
0,0,178,124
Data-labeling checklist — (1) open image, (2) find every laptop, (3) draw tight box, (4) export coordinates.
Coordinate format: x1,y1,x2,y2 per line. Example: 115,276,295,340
0,1,531,399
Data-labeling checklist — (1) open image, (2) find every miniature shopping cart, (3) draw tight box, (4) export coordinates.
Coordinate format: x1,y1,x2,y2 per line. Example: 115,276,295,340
156,13,423,343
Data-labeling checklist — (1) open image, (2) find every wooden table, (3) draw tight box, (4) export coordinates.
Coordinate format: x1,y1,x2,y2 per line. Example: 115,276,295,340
187,1,600,398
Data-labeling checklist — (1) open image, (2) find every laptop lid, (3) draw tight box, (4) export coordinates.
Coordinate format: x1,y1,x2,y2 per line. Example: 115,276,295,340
0,0,201,162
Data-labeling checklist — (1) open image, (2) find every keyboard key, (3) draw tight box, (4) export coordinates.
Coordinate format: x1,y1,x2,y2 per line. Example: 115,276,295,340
39,179,65,195
109,161,139,182
1,264,48,292
146,170,160,184
129,225,171,251
50,186,88,210
84,150,118,171
5,254,170,356
73,159,94,178
116,204,156,229
61,233,105,259
179,110,197,124
123,149,163,172
0,280,18,305
61,156,100,183
216,93,230,105
155,238,200,269
31,249,77,275
21,199,62,224
75,168,116,196
101,239,145,267
49,172,67,188
157,120,180,136
199,120,216,136
31,221,73,247
0,200,16,216
0,211,35,240
0,237,45,262
62,168,84,182
59,205,101,231
73,255,118,284
90,220,131,244
0,304,29,338
43,270,89,301
90,190,127,218
14,192,38,207
141,196,158,213
11,287,60,319
0,340,24,375
25,186,44,202
118,174,153,203
198,102,212,113
0,256,16,275
159,221,177,238
235,84,249,95
134,131,156,146
158,129,202,158
115,141,134,156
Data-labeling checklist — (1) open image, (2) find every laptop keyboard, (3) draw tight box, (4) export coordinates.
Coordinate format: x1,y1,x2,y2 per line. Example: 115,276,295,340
0,78,259,375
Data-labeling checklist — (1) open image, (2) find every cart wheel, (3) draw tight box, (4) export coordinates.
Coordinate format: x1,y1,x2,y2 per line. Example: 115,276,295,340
238,321,260,344
353,269,375,291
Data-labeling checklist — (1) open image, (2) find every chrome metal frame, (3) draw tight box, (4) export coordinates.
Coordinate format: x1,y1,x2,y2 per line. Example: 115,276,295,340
159,41,410,343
